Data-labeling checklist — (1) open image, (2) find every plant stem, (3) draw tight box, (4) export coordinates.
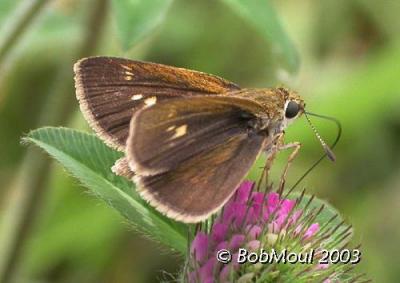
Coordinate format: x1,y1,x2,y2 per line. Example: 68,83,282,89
0,0,108,282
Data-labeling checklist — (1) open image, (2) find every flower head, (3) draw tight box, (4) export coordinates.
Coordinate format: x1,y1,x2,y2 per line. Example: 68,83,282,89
186,181,364,282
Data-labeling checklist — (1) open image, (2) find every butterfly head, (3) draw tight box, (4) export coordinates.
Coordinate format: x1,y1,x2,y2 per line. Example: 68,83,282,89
275,88,339,162
272,87,305,132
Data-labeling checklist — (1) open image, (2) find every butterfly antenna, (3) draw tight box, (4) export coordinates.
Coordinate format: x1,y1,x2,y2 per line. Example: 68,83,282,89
286,111,342,195
304,111,337,161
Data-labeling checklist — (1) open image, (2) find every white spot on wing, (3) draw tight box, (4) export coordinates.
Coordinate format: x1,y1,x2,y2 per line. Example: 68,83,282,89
131,94,143,100
144,96,157,106
171,125,187,139
166,125,176,132
125,75,133,81
121,64,132,71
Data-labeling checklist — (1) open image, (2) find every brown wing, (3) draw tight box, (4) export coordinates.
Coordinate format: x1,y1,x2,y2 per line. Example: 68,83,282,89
126,95,268,222
127,95,266,176
135,133,266,223
74,57,240,151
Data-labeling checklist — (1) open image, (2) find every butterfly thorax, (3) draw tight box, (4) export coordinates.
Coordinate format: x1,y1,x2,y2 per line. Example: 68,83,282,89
229,88,292,137
231,87,288,116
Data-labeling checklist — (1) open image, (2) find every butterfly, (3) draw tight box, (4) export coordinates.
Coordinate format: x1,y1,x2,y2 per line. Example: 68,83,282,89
74,56,331,223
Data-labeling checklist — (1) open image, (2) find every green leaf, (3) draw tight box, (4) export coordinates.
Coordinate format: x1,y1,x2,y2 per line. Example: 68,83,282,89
111,0,173,50
221,0,299,73
23,127,187,254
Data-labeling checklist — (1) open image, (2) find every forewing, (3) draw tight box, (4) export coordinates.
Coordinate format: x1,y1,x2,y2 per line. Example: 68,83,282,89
126,95,266,175
135,133,266,223
74,57,240,150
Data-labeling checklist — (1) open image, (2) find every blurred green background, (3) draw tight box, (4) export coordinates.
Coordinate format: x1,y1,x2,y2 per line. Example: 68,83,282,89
0,0,399,282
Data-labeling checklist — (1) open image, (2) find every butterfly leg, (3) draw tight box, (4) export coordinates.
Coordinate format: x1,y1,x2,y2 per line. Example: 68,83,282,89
275,141,302,195
261,132,302,194
111,157,135,179
259,133,302,195
258,132,288,191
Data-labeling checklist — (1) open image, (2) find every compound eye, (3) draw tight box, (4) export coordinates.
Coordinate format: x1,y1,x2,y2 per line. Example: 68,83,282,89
285,101,300,119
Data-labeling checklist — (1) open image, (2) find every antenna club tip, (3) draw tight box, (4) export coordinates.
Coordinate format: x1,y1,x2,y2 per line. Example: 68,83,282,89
324,146,336,162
